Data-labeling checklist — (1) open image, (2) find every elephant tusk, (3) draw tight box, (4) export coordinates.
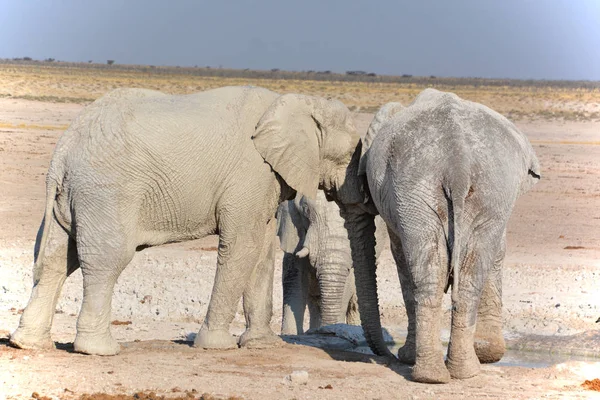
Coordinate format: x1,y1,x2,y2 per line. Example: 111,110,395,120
295,247,310,258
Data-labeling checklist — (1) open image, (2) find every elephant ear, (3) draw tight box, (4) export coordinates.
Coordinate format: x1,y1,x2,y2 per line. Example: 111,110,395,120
276,199,307,254
358,102,404,175
252,94,323,199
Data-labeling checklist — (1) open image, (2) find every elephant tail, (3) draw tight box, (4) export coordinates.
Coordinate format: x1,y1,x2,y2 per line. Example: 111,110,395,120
35,179,58,268
448,181,468,305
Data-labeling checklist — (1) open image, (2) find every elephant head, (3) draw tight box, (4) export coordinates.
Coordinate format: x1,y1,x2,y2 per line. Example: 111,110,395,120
252,96,365,332
277,191,355,328
252,93,394,355
252,94,362,202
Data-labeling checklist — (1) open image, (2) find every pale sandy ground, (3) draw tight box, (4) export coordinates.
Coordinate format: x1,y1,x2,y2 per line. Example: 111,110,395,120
0,98,599,399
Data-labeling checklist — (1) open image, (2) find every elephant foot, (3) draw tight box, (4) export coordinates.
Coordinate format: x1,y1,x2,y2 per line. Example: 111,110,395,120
474,334,506,364
239,328,283,349
74,332,121,356
446,352,481,380
193,328,237,350
411,356,450,384
397,342,416,365
9,328,55,351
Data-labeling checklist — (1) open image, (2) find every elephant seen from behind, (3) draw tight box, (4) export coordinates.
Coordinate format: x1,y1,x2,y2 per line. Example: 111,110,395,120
348,89,541,383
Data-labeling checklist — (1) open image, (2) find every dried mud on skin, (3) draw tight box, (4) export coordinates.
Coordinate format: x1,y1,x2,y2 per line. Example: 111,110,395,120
111,320,133,326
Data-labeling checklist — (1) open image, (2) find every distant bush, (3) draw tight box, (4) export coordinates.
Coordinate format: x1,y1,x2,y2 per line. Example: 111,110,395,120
107,60,115,65
88,60,93,63
23,57,32,61
45,58,55,62
402,74,413,78
271,68,280,72
346,70,367,76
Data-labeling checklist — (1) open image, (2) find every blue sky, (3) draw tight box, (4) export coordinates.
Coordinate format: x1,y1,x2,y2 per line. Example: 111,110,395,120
1,0,599,80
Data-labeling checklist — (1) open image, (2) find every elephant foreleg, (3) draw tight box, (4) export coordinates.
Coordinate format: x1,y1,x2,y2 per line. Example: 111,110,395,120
194,209,269,349
75,251,134,354
195,235,259,349
11,217,80,350
343,270,360,325
281,253,309,335
306,266,321,330
239,218,281,348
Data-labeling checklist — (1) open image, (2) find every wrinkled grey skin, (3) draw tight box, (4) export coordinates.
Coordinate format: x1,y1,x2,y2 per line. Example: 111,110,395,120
276,191,387,334
352,89,541,383
10,86,360,356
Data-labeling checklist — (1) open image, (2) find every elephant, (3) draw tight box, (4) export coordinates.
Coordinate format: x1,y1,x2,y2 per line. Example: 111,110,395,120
349,89,541,383
276,190,388,335
10,85,361,356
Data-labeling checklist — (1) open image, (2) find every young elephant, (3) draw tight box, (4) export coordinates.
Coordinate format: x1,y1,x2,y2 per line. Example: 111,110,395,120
10,86,360,356
354,89,541,383
276,191,387,334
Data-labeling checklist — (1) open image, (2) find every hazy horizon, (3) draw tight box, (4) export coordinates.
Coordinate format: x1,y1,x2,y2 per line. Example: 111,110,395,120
1,0,599,81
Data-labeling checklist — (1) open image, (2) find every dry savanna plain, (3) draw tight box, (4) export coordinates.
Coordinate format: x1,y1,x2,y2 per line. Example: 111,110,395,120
0,62,599,399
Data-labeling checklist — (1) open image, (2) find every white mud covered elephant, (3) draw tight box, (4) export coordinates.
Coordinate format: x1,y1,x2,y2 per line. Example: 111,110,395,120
353,89,541,383
276,191,387,335
10,86,361,356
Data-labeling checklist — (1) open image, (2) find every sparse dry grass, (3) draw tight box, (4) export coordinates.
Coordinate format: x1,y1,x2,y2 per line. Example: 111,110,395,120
1,63,599,121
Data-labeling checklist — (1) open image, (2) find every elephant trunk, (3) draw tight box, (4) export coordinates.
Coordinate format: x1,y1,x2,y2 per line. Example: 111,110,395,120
342,205,393,358
315,229,353,326
317,269,348,326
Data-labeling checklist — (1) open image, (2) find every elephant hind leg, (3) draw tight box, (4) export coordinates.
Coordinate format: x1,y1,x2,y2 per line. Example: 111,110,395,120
446,226,504,379
389,229,416,365
474,230,506,363
11,217,80,350
398,226,450,384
